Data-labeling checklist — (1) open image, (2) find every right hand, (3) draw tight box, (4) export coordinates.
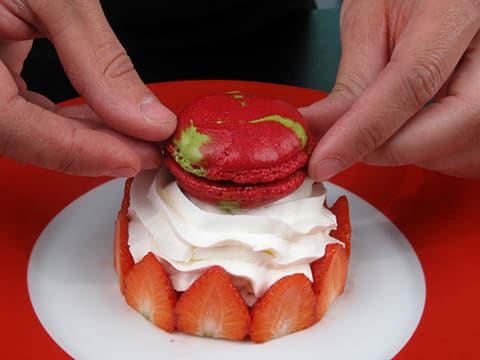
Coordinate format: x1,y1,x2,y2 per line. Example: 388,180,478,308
0,0,177,177
301,0,480,181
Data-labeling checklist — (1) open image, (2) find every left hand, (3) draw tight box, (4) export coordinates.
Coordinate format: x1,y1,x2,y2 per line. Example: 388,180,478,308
0,0,176,177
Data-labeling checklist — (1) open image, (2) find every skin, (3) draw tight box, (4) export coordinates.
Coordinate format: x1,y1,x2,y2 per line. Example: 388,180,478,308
0,0,176,177
302,0,480,181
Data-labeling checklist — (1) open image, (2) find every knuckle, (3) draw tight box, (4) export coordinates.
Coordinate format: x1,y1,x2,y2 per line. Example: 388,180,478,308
350,120,388,156
332,75,366,100
102,48,135,80
54,126,77,174
332,68,372,100
400,56,445,109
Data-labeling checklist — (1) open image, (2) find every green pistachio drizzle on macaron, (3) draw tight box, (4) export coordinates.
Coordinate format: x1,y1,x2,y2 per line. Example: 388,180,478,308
218,199,242,212
225,90,247,106
250,115,308,148
172,122,210,177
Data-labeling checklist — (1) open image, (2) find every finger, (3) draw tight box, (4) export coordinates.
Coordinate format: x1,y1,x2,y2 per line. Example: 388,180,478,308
299,95,355,140
92,125,163,171
61,108,164,170
21,90,163,170
19,90,103,127
418,144,480,178
0,52,123,176
1,94,160,176
17,90,163,170
19,89,57,110
0,40,32,90
0,40,32,75
0,5,38,39
308,2,480,181
27,0,176,141
364,37,480,166
55,103,103,123
300,0,389,137
363,96,480,166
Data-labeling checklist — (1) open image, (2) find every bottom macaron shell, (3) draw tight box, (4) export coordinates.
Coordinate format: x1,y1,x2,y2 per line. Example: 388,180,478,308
164,155,307,209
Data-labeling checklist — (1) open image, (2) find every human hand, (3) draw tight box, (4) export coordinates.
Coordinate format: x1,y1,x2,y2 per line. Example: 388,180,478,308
0,0,176,177
301,0,480,180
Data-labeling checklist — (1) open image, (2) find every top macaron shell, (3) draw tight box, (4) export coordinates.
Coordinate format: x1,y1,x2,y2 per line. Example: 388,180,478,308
167,92,313,184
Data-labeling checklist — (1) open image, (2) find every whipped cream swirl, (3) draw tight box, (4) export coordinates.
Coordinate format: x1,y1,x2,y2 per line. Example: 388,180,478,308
128,169,342,305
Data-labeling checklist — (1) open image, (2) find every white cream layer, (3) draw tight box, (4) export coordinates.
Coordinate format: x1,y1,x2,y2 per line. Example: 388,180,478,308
128,168,342,305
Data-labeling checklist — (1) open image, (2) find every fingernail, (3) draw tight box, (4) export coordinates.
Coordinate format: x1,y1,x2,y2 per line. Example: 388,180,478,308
311,158,345,182
103,167,137,178
140,95,176,125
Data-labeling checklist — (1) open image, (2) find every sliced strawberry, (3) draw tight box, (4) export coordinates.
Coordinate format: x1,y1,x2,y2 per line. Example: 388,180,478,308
175,266,250,340
329,195,352,256
249,273,316,343
114,178,134,293
311,244,349,321
124,252,177,332
311,195,351,321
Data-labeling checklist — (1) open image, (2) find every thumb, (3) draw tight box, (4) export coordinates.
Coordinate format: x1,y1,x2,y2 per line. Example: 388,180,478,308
31,0,176,141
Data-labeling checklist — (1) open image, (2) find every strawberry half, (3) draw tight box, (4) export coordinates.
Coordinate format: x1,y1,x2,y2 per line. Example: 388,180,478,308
124,252,177,332
175,266,250,340
249,273,316,343
311,195,351,321
329,195,352,256
114,178,134,293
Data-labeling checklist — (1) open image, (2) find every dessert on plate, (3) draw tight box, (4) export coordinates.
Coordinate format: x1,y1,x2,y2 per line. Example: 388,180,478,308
114,92,351,343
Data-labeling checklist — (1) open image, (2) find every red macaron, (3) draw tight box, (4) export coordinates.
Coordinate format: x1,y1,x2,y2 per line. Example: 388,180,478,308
164,91,315,209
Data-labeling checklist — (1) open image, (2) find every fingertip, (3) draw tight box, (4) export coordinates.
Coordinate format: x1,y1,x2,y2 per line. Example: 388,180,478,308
69,128,144,177
140,95,177,139
89,142,143,178
103,150,161,177
308,157,346,182
99,137,164,177
298,104,321,127
298,104,316,119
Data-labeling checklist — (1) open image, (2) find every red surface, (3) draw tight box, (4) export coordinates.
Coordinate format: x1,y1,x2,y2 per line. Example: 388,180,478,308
1,80,479,358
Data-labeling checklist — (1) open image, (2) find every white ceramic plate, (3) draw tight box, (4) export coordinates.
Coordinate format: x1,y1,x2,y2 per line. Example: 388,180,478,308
28,179,425,360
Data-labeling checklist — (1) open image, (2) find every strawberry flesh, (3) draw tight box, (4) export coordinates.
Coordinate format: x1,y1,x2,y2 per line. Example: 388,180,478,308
175,266,250,340
114,178,134,293
311,195,351,321
124,252,177,332
250,273,316,343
